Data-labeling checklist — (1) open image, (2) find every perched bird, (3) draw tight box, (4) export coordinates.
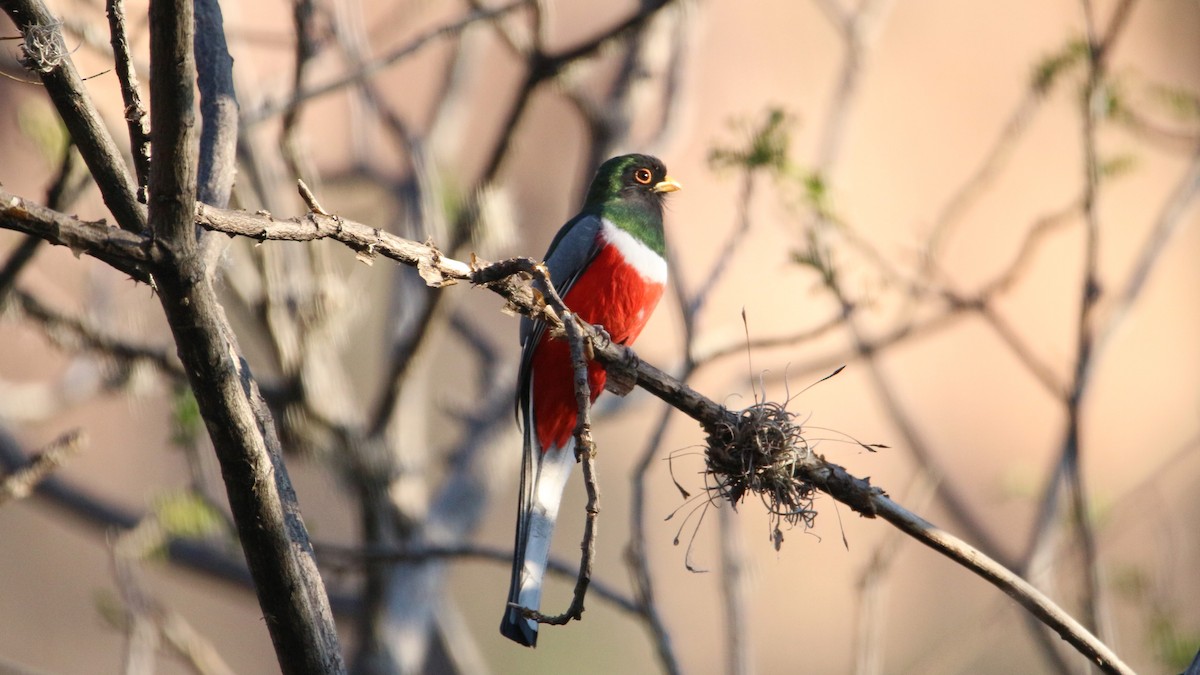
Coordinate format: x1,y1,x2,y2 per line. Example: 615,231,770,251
501,154,681,647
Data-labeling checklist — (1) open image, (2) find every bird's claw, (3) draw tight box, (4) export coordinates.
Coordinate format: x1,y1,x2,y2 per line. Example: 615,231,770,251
590,324,613,349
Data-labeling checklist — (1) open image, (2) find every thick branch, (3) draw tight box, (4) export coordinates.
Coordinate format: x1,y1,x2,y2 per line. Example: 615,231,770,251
197,204,1135,672
147,2,345,673
193,0,238,209
1,0,147,232
147,0,199,244
0,189,154,281
0,192,1134,672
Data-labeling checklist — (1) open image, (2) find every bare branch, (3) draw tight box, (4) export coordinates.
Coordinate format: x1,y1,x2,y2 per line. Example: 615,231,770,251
2,166,1140,672
0,429,84,506
193,0,238,209
147,0,346,671
628,403,684,675
314,542,637,615
522,310,600,629
105,0,150,200
11,288,185,379
1096,143,1200,356
1,0,147,232
0,188,155,281
717,505,751,675
874,497,1132,674
243,1,530,126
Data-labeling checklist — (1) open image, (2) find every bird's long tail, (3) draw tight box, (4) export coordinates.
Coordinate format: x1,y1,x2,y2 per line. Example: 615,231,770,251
500,413,575,647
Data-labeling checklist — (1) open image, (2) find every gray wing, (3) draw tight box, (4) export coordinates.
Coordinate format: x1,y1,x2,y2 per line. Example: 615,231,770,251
516,212,603,420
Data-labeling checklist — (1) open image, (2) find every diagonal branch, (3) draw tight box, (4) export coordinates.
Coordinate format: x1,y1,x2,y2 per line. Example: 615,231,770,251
146,1,346,672
200,204,1130,673
105,0,150,199
0,192,1136,673
0,189,155,281
521,309,600,628
0,429,84,506
1,0,147,233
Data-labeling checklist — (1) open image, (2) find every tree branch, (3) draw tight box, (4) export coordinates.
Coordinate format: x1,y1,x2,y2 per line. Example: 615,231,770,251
0,429,83,506
146,1,345,672
195,203,1132,672
1,0,147,232
521,310,600,628
193,0,238,209
105,0,150,200
0,188,155,281
0,189,1136,673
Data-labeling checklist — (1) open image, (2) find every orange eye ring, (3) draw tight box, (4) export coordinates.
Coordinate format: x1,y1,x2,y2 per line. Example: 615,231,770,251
634,168,653,185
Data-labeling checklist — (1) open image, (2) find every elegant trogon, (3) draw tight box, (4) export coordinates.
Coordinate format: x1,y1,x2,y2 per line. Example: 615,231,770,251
501,154,681,647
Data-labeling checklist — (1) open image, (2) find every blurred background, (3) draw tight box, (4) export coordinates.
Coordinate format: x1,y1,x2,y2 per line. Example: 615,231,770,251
1,0,1198,673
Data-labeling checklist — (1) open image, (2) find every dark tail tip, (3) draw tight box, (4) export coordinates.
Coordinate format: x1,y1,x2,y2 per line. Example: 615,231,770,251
500,609,538,647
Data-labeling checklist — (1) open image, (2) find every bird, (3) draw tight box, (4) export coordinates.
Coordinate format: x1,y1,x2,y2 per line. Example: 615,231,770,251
501,154,681,647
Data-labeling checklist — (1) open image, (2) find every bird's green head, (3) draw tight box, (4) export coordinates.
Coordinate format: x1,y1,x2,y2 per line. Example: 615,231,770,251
583,154,680,253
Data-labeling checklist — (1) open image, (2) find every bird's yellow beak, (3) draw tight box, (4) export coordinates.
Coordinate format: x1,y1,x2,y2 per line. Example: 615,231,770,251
653,176,682,193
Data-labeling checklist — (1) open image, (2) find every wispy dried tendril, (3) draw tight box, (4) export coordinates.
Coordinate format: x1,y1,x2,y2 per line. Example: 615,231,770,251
19,22,67,74
704,400,818,550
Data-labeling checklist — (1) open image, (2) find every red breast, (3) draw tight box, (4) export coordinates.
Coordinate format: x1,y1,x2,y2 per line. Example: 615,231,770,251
530,241,665,450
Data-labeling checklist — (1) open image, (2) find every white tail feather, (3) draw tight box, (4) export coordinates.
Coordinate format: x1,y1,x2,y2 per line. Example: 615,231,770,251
501,432,575,646
518,443,574,610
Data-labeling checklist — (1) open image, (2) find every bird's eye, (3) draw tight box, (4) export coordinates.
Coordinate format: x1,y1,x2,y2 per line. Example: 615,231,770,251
634,168,653,185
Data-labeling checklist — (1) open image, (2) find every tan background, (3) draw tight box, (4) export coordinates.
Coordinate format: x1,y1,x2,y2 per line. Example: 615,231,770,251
1,0,1198,673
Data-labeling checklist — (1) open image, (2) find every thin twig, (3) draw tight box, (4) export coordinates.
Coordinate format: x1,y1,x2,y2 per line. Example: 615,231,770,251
0,430,84,506
874,496,1132,674
111,520,237,675
243,1,529,125
922,0,1138,269
493,257,603,629
1038,0,1107,645
718,504,751,675
4,189,1139,673
853,472,937,675
0,189,155,282
923,91,1043,268
2,0,147,232
524,310,600,628
0,236,43,306
314,542,638,615
1094,143,1200,357
813,0,895,173
629,403,684,675
806,0,1008,572
13,288,186,380
104,0,150,200
690,169,756,317
691,312,848,367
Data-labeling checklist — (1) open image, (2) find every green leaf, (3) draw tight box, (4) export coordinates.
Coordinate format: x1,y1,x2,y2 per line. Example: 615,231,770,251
708,107,794,173
153,491,224,540
1031,39,1089,94
802,171,837,222
791,228,840,291
1099,153,1137,180
1150,613,1200,671
170,387,202,448
17,100,68,164
1149,82,1200,122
